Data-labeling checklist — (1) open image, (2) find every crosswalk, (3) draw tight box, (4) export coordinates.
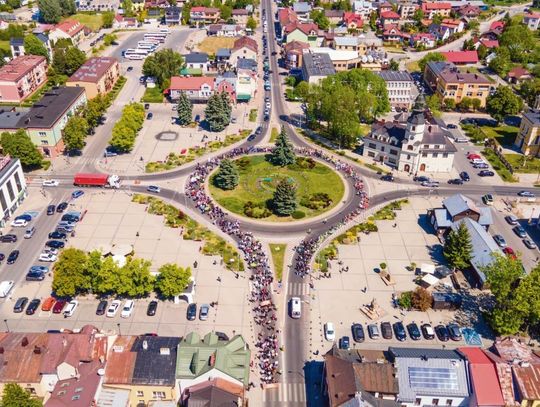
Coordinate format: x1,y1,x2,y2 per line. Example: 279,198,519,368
288,282,310,297
263,382,306,405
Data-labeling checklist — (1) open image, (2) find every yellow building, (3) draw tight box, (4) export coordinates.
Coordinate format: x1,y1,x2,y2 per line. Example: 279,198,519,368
514,111,540,156
66,57,121,99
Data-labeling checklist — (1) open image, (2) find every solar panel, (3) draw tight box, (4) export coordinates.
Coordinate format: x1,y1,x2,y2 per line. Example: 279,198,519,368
408,367,459,390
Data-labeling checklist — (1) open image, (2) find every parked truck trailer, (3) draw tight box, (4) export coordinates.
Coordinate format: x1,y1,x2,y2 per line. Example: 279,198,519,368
73,173,120,188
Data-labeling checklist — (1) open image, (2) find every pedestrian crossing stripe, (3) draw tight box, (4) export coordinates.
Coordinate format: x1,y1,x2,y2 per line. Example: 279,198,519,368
262,382,306,403
287,282,310,297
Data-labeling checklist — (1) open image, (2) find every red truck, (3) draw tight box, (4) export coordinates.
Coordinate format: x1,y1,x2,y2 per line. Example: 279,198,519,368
73,173,120,188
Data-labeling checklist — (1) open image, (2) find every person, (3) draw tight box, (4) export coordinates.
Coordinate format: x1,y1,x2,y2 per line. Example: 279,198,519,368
136,232,139,237
140,156,143,161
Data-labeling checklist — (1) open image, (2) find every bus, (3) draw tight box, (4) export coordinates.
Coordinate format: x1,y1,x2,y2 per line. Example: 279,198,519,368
138,40,159,47
144,32,167,42
137,43,157,51
123,49,148,59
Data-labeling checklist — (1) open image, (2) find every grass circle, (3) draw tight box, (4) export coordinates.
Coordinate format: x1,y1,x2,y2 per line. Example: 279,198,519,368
209,155,345,222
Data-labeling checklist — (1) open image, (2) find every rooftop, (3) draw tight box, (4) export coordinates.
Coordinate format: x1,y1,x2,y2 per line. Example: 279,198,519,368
0,55,46,83
376,70,413,82
292,2,311,13
184,378,244,406
0,107,30,130
184,52,209,64
169,76,215,91
55,19,85,36
523,110,540,126
68,57,118,83
302,52,336,77
427,61,490,84
309,47,359,62
441,50,479,64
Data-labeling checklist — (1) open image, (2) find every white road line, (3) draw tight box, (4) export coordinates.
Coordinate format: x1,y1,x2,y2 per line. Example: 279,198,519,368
298,384,306,401
282,381,288,402
262,388,266,403
290,382,296,401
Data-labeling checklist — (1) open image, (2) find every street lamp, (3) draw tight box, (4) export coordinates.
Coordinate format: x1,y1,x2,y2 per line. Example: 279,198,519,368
3,319,8,333
117,323,121,336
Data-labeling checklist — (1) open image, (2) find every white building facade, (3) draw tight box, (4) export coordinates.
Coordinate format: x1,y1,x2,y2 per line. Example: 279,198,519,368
0,156,27,227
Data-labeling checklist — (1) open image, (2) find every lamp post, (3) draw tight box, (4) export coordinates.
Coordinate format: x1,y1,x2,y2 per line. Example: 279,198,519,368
117,323,121,336
3,319,8,333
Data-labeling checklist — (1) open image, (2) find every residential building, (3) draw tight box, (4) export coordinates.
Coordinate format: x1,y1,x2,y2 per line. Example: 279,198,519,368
489,20,505,35
390,347,471,406
324,9,344,25
383,25,406,42
474,36,499,50
399,2,417,19
189,7,220,25
231,9,249,25
352,0,376,20
410,32,436,48
207,24,244,37
9,37,23,58
429,194,493,234
112,14,138,29
0,55,47,103
430,19,465,41
292,2,311,19
524,12,540,30
215,48,231,67
283,40,309,68
229,36,258,66
506,67,532,84
342,12,363,30
0,156,26,226
49,20,86,46
235,68,257,102
183,52,209,73
165,6,181,25
424,61,491,107
380,10,400,27
76,0,119,11
236,58,257,72
362,94,457,173
421,2,452,19
277,8,298,37
379,1,393,14
376,70,413,110
215,72,236,101
104,335,181,406
458,4,481,17
283,22,319,45
181,378,245,406
332,36,380,54
18,87,87,157
66,57,120,99
441,50,479,64
308,47,360,71
514,110,540,156
167,76,215,102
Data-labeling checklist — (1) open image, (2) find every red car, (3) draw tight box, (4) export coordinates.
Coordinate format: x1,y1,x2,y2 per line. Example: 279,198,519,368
52,300,67,314
467,153,481,160
503,247,517,260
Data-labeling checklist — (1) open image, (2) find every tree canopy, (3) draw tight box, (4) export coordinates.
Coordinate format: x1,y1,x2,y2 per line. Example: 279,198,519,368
0,383,41,407
142,49,184,88
176,91,193,126
486,86,523,123
0,130,43,169
109,103,145,152
52,44,86,76
500,25,536,63
270,127,296,166
23,34,49,61
443,222,472,270
213,159,239,190
155,263,192,298
204,92,231,132
272,179,297,216
38,0,75,23
418,52,445,73
62,116,88,151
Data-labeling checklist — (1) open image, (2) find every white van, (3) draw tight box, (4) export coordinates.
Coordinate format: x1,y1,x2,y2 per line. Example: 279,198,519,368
0,280,13,298
290,297,301,319
471,158,485,165
63,300,78,317
121,300,134,318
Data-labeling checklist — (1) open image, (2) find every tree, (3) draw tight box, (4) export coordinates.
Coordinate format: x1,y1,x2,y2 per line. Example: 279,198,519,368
443,98,456,110
246,16,257,30
155,263,192,298
412,8,424,25
110,103,145,152
500,24,536,63
85,94,107,129
220,4,232,20
425,94,441,113
418,52,445,73
488,46,512,77
443,222,472,270
52,248,91,297
458,96,473,111
369,10,377,30
388,59,399,71
176,91,192,125
467,19,479,32
122,0,134,16
142,49,184,88
102,11,115,28
38,0,62,23
62,116,88,151
471,98,482,111
486,86,523,123
118,258,154,297
462,39,475,51
23,34,49,60
310,9,329,30
432,13,443,25
91,255,119,296
477,44,488,60
321,83,359,147
519,78,540,107
214,159,239,190
0,130,43,169
272,179,297,216
59,0,76,16
52,44,86,76
270,127,296,166
412,287,432,311
204,92,230,132
0,383,41,407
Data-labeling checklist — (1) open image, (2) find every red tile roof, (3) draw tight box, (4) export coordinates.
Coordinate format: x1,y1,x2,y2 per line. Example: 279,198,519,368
55,19,85,36
191,6,219,13
68,57,118,83
383,24,403,36
422,2,451,10
380,10,400,19
459,348,505,406
479,38,499,48
490,20,505,32
525,11,540,19
233,35,258,52
0,333,48,383
343,12,363,26
278,8,298,25
507,67,530,78
0,55,46,82
441,50,478,64
169,76,215,91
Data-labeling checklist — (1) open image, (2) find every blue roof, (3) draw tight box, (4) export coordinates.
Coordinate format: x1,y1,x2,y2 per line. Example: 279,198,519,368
216,48,231,57
237,58,257,70
293,1,311,13
9,37,23,46
434,208,452,228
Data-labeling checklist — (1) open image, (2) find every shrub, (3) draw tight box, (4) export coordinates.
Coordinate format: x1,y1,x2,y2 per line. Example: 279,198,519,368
243,201,271,218
291,210,306,219
398,291,413,309
300,192,332,210
295,156,316,169
412,287,432,311
235,157,251,171
379,262,387,271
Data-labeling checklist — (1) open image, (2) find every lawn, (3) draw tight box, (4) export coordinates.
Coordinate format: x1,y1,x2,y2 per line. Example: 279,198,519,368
270,127,279,142
249,109,257,122
65,13,104,31
197,37,237,55
209,155,345,222
480,125,519,146
482,149,518,182
0,40,9,52
141,86,164,103
504,154,540,174
269,243,286,281
406,60,420,72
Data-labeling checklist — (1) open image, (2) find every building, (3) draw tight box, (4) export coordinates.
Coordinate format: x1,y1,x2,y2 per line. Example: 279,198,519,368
277,8,298,37
181,378,245,406
399,2,417,19
235,68,257,102
410,32,436,48
376,70,413,110
390,347,471,406
66,57,120,99
9,37,24,58
207,24,244,37
352,0,375,19
18,87,87,157
514,110,540,156
189,6,220,25
324,9,344,24
458,4,481,17
342,12,364,30
112,14,138,29
165,6,181,25
421,2,452,19
380,10,400,27
283,22,319,45
429,194,493,234
506,67,531,85
49,20,86,46
308,47,360,71
76,0,119,11
383,25,406,42
362,94,457,173
424,61,491,108
0,55,47,103
283,40,309,68
183,52,209,74
301,52,336,84
229,36,258,66
292,2,311,19
441,50,479,64
523,12,540,30
430,19,465,41
231,8,249,25
0,156,26,226
167,76,215,102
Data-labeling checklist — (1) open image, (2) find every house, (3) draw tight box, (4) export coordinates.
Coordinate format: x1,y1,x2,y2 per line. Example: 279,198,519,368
0,55,48,103
514,110,540,156
376,70,413,110
229,36,258,66
309,47,360,71
383,25,405,42
301,52,335,84
352,0,376,20
283,22,319,45
184,52,209,73
0,155,27,226
167,76,215,102
292,2,311,20
342,12,363,30
131,0,144,11
458,4,481,17
283,40,309,68
189,6,220,26
429,194,493,234
421,2,452,19
176,332,251,397
231,8,249,25
207,24,244,37
10,33,52,59
104,335,181,406
430,19,465,41
424,61,491,107
112,14,138,28
234,68,257,102
506,67,532,85
165,6,181,25
215,72,236,101
76,0,119,11
399,2,417,19
181,378,245,406
48,20,86,46
277,8,298,37
379,1,393,14
324,9,344,25
236,58,257,72
215,48,231,67
66,57,121,99
474,36,499,49
390,347,471,406
524,12,540,30
410,32,436,48
144,0,169,8
489,20,505,35
380,10,400,27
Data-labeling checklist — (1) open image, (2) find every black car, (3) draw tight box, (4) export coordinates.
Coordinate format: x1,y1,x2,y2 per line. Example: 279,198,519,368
381,322,393,339
61,214,79,222
381,174,394,182
407,323,422,340
26,299,41,315
435,324,450,342
48,231,67,240
447,323,462,341
147,112,153,120
187,303,197,321
46,240,65,249
339,336,350,350
0,234,17,243
413,176,430,183
26,271,45,281
459,171,470,181
448,178,463,185
351,323,365,342
144,103,150,109
56,202,68,213
478,170,495,177
47,205,56,215
7,250,19,264
447,124,457,129
247,134,256,142
421,323,435,340
0,254,4,262
147,300,158,316
96,300,108,315
13,297,28,313
15,214,32,222
393,322,407,341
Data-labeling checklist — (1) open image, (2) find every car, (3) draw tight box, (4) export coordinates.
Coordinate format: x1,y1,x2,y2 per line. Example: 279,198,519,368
106,300,122,317
478,170,495,177
147,112,153,120
413,176,430,183
324,322,335,341
381,322,393,339
63,300,78,317
26,271,45,281
15,214,32,222
127,66,133,71
351,323,365,342
231,117,237,124
48,231,67,240
52,300,67,314
473,162,489,169
41,297,56,311
10,218,27,227
42,248,59,256
56,202,68,213
421,181,439,188
72,190,84,199
447,323,462,341
339,336,350,350
467,152,482,160
505,215,519,225
0,234,16,243
7,250,19,264
448,178,463,185
46,240,65,249
393,322,406,341
503,246,517,260
57,220,76,228
265,102,271,109
447,124,457,129
199,304,210,320
96,300,108,315
144,103,150,109
255,127,262,135
367,324,380,339
39,252,57,262
147,185,160,193
13,297,28,313
121,300,134,318
524,239,537,249
30,265,49,274
26,299,41,315
24,227,36,239
104,147,118,157
247,134,256,142
42,179,59,187
381,174,394,182
513,225,527,238
482,194,494,205
421,323,435,340
460,171,470,181
435,324,450,341
56,225,74,234
518,191,535,198
407,323,422,340
187,303,197,321
47,205,56,215
493,234,507,248
147,300,158,316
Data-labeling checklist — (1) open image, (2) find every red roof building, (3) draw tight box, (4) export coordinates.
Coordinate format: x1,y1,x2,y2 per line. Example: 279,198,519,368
383,24,405,42
489,20,505,35
380,10,400,26
278,8,298,27
343,12,363,29
421,2,451,19
458,4,481,17
232,35,258,53
441,50,479,64
168,76,215,101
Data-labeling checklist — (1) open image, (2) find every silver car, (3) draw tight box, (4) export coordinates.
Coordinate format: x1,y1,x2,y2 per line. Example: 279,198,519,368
199,304,210,321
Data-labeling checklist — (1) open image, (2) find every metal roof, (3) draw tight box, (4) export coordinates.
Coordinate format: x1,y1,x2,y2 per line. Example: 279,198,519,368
185,52,209,63
293,1,311,13
376,70,413,82
302,52,336,78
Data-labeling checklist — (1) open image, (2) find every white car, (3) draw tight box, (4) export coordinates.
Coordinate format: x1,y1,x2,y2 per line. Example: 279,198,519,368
106,300,122,317
147,185,160,194
10,219,28,227
265,102,271,109
324,322,336,341
42,179,59,187
121,299,134,318
39,252,57,262
42,248,59,256
63,300,78,317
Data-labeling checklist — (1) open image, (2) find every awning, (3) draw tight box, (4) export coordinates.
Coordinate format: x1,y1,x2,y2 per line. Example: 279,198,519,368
421,274,439,286
421,263,436,274
237,94,251,101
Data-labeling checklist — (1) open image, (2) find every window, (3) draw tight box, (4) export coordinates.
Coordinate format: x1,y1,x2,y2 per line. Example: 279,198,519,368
368,143,377,149
75,387,83,393
152,391,166,399
57,391,67,396
390,149,398,156
61,383,70,387
41,140,49,145
0,190,6,212
407,154,411,160
434,145,440,149
380,146,385,152
13,173,22,193
446,400,453,406
422,153,427,157
367,151,375,158
433,153,438,158
423,144,429,148
443,153,448,158
432,399,439,406
71,395,80,401
6,181,15,201
407,145,413,151
136,391,144,397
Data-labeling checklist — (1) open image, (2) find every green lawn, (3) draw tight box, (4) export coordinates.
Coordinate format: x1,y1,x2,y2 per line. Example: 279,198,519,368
141,86,164,103
0,40,9,52
270,127,279,142
504,154,540,174
65,13,104,31
269,243,286,281
480,125,519,147
249,109,257,122
482,149,518,182
406,60,420,73
209,155,345,222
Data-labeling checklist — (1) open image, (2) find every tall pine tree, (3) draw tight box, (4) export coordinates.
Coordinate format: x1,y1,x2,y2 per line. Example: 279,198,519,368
272,179,297,216
205,92,230,132
443,221,473,270
176,92,192,126
270,127,296,167
213,159,239,190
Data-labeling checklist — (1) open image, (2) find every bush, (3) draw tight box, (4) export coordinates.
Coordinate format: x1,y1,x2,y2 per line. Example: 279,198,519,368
243,201,271,218
235,157,251,171
412,287,432,311
291,210,306,219
379,262,387,271
301,192,332,210
398,291,413,309
295,156,316,169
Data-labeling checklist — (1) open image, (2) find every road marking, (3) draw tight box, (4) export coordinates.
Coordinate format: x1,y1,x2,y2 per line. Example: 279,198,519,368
262,388,266,402
282,381,287,401
290,382,296,401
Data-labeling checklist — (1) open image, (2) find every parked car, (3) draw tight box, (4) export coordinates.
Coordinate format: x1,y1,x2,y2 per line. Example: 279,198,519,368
505,215,519,225
7,250,19,264
459,171,470,181
199,304,210,321
351,323,365,342
106,300,122,317
482,194,494,205
0,234,16,243
121,300,134,318
503,246,518,260
324,322,336,341
421,323,435,340
15,214,32,222
41,297,56,311
368,324,380,339
71,190,84,199
63,300,78,317
339,336,350,350
26,271,46,281
96,300,108,315
435,324,450,341
421,181,439,188
381,322,393,339
26,299,41,315
473,162,489,169
39,252,57,262
10,219,27,227
381,174,394,182
62,214,80,222
393,322,406,341
493,234,507,248
52,300,67,314
448,178,463,185
24,227,36,239
187,303,197,321
524,238,537,249
48,231,67,240
13,297,28,313
47,205,56,215
147,185,160,193
146,112,153,120
478,170,495,177
46,240,65,249
56,202,68,213
447,124,457,129
407,323,421,340
513,225,527,238
518,191,535,198
413,176,430,183
447,323,462,341
147,300,158,316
